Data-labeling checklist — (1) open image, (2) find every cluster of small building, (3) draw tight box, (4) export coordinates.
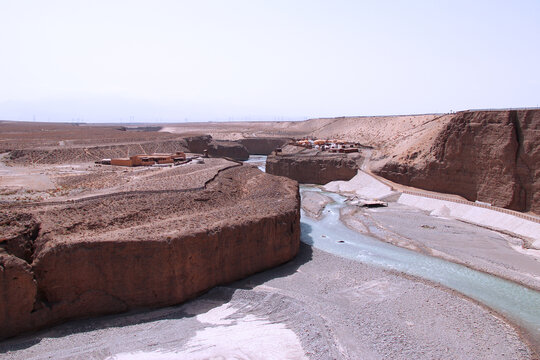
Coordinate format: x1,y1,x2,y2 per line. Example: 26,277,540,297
295,139,360,153
97,152,187,167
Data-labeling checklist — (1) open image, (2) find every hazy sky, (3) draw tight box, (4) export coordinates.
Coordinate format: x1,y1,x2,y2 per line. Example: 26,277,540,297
1,1,539,122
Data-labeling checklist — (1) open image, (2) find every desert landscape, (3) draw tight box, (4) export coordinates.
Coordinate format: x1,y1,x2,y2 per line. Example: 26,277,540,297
3,1,539,357
1,110,539,359
166,109,539,212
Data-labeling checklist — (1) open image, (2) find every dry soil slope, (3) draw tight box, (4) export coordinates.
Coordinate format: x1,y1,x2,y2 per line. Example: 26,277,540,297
304,114,443,146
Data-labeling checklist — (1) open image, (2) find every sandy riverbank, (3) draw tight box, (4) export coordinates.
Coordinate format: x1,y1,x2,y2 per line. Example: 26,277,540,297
316,172,540,292
339,200,540,291
301,187,540,353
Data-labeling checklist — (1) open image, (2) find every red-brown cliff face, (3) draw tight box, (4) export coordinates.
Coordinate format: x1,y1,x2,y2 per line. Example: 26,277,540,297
238,137,291,155
266,152,360,185
0,253,37,338
185,135,249,160
374,110,540,213
0,166,300,339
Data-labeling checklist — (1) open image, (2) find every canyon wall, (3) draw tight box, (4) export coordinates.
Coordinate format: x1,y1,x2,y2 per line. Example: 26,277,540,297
0,166,300,339
266,152,359,184
373,110,540,213
238,137,291,155
185,135,249,160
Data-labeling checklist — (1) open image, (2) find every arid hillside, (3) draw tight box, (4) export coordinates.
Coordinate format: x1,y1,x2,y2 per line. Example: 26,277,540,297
371,110,539,214
161,114,443,144
165,110,539,214
4,109,538,214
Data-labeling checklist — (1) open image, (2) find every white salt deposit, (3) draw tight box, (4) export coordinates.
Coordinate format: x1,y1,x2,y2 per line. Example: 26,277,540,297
108,303,307,360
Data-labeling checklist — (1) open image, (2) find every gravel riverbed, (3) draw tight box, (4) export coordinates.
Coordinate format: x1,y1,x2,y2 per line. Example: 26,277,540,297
0,244,532,359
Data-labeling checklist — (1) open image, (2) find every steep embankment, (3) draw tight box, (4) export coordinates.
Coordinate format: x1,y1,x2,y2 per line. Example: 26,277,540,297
260,110,538,214
266,146,360,184
0,165,300,339
238,137,290,155
305,114,443,146
373,110,540,213
185,135,249,160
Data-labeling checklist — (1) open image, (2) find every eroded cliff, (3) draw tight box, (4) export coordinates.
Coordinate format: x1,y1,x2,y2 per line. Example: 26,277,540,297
373,110,540,213
266,146,360,184
184,135,249,160
238,137,290,155
0,165,300,339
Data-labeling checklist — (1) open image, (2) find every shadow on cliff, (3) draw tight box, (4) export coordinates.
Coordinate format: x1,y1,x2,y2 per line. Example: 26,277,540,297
0,232,314,353
232,239,314,290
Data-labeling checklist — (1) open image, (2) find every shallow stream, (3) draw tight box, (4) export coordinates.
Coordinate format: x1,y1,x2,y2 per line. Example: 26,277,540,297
249,155,540,343
300,187,540,344
243,155,267,172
